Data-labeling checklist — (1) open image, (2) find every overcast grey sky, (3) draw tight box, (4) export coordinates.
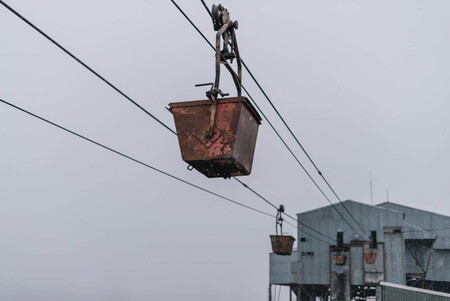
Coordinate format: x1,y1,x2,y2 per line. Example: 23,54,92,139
1,0,450,300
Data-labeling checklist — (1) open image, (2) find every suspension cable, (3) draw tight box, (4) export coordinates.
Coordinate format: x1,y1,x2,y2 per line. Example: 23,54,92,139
169,0,369,239
0,0,176,135
0,97,273,218
0,0,366,241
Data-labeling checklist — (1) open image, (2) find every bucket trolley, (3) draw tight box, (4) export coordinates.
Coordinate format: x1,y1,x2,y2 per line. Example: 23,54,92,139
169,4,261,178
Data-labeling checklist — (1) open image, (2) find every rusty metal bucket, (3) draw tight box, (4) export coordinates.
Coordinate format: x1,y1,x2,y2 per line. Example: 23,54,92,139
334,254,347,265
364,252,377,264
270,235,295,256
169,96,261,178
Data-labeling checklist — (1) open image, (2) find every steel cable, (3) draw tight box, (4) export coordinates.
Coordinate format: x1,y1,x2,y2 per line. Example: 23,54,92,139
0,98,269,217
169,0,368,239
240,87,363,238
1,0,351,244
1,97,333,245
0,0,176,135
235,178,336,243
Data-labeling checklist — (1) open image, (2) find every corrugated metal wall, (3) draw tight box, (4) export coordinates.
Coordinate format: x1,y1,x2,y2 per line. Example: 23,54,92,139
377,203,450,250
379,282,450,301
383,226,405,285
297,201,404,285
269,251,299,284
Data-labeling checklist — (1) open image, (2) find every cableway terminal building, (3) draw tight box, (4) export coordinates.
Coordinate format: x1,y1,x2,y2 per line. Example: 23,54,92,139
269,200,450,300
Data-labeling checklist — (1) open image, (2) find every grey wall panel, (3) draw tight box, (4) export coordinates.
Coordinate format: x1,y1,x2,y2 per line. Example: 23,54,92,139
378,203,450,249
350,244,364,285
269,251,298,285
269,201,450,288
404,239,434,276
363,243,385,284
297,201,403,285
428,250,450,282
384,227,405,285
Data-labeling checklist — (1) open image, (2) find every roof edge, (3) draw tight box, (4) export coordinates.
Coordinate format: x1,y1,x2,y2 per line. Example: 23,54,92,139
377,202,450,219
297,199,404,217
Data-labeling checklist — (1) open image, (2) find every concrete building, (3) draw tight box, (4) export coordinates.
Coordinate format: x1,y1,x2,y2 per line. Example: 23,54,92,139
269,200,450,300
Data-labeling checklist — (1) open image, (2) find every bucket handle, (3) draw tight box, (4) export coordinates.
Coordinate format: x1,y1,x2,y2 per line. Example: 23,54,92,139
198,4,242,139
209,3,242,99
276,205,285,236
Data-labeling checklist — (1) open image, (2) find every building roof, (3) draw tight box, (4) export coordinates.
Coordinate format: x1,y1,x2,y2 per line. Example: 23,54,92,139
377,202,450,249
295,200,450,248
296,199,403,217
403,222,437,240
377,202,450,219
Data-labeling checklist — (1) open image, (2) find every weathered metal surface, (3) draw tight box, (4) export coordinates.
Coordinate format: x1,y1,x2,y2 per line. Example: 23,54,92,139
384,226,406,285
377,202,450,249
429,249,450,284
270,206,296,255
350,240,365,285
377,203,450,282
270,235,296,256
270,200,450,298
334,254,347,265
209,4,242,99
405,239,435,277
330,246,351,301
170,4,261,178
297,200,404,285
197,3,243,140
365,252,377,264
269,251,299,285
169,97,261,178
363,242,385,284
379,281,450,301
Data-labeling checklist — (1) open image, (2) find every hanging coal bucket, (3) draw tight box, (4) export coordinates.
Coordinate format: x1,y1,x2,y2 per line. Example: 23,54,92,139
270,205,296,255
169,4,261,178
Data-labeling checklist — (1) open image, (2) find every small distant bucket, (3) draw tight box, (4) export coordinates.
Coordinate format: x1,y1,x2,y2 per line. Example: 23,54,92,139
333,254,347,265
270,235,296,256
364,252,377,264
169,97,261,178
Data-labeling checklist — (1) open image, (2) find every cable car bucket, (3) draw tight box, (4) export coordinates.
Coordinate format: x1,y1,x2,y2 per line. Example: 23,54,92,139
270,205,296,256
169,4,261,178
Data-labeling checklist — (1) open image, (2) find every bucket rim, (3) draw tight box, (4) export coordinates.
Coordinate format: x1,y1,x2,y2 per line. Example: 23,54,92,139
270,234,296,241
169,96,262,124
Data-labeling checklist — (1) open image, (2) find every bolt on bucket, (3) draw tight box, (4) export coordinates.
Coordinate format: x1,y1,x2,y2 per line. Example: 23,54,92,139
169,96,261,178
270,235,296,256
